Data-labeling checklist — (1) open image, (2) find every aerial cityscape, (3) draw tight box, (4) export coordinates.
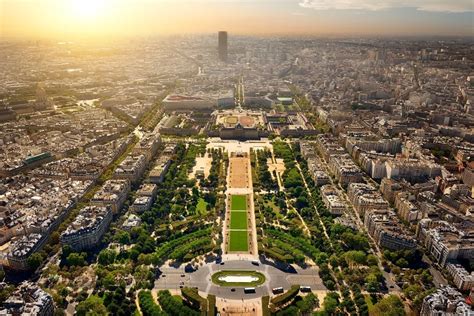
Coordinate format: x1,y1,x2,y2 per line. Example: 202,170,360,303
0,0,473,315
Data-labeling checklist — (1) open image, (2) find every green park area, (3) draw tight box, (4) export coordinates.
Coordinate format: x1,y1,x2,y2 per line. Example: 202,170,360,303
231,195,247,210
196,198,208,214
230,211,247,229
229,230,249,252
229,194,249,252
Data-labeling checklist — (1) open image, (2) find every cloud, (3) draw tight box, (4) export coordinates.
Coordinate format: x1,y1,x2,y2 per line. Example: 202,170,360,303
298,0,474,12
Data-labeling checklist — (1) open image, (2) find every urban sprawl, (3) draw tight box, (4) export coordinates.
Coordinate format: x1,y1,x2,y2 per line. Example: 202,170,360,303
0,34,473,315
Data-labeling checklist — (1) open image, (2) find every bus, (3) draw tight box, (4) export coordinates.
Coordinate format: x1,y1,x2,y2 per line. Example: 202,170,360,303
272,287,284,294
244,287,256,294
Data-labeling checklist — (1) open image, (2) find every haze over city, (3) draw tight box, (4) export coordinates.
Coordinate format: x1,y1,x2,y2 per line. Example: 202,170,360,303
0,0,473,316
1,0,473,39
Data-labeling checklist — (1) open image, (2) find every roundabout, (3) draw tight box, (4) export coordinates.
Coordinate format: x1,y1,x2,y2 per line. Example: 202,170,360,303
211,270,266,287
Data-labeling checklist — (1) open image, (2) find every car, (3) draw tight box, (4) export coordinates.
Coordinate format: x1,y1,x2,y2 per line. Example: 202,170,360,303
251,260,259,266
220,262,225,265
180,274,185,277
231,288,236,292
179,285,184,289
244,288,256,294
272,287,284,294
162,274,166,277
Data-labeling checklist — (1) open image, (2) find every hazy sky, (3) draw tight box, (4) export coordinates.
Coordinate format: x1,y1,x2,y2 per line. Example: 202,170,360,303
0,0,472,39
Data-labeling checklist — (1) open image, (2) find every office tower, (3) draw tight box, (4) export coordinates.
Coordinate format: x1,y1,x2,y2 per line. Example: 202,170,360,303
218,31,228,62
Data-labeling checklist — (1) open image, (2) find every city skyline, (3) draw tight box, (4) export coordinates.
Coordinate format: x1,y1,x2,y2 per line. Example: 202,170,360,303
0,1,473,315
0,0,473,39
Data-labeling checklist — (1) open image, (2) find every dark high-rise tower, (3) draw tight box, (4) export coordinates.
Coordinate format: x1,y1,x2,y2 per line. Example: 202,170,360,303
218,31,228,62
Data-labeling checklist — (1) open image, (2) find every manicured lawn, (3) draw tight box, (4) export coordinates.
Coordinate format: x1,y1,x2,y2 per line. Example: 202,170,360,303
230,211,247,230
231,195,247,210
229,230,248,252
211,270,265,287
364,294,375,313
196,198,208,214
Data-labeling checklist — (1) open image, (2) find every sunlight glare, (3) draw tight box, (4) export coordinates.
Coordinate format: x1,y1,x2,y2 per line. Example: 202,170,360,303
70,0,107,20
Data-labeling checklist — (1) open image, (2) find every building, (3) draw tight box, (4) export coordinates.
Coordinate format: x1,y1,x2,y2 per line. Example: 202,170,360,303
113,154,147,183
320,185,346,215
462,162,474,187
347,183,390,216
0,281,54,316
394,192,422,223
446,263,474,291
149,156,172,184
420,286,471,316
364,209,417,251
162,95,217,111
328,154,363,186
0,107,17,123
132,133,161,162
91,180,130,213
122,214,142,231
418,220,474,267
60,205,112,251
306,156,331,185
385,160,442,182
6,233,48,270
136,183,158,199
131,196,153,213
218,31,228,62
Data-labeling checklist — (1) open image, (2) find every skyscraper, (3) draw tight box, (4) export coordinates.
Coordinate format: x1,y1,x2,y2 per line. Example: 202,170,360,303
218,31,228,62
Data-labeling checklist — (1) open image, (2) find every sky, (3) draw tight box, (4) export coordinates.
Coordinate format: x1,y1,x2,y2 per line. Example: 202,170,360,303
0,0,472,39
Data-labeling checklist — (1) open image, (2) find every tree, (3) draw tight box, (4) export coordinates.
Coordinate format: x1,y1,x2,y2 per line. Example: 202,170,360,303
403,284,422,301
297,292,319,314
98,249,116,265
367,254,378,266
344,250,367,267
66,252,86,267
366,273,380,293
295,196,309,209
371,295,405,316
116,231,131,245
323,292,339,315
396,258,409,268
61,244,73,259
27,252,44,270
277,306,299,316
50,231,60,245
75,295,108,316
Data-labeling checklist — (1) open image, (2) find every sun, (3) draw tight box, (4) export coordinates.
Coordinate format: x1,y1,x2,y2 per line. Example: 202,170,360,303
70,0,107,20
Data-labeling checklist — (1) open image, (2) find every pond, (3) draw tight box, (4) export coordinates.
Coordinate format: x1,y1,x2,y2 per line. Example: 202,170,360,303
218,275,259,283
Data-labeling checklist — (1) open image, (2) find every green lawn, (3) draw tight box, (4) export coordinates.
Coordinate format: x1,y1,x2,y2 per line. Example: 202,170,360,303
229,230,248,252
364,295,375,313
196,198,208,214
230,211,247,229
231,195,247,210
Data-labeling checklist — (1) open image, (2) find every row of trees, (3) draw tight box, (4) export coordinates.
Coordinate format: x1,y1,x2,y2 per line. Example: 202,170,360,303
158,290,200,316
254,149,278,191
138,290,166,316
154,227,212,264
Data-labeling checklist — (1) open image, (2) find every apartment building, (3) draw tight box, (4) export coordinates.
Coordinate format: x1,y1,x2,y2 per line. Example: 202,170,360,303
60,205,113,251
